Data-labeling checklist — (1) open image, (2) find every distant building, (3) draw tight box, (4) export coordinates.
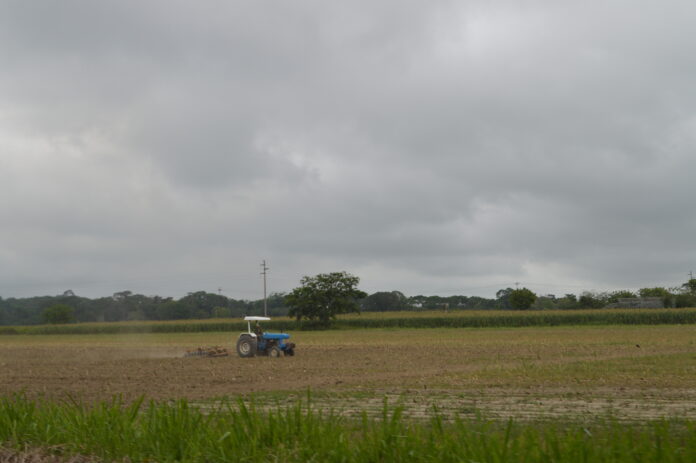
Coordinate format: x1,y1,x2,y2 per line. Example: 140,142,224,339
607,297,664,309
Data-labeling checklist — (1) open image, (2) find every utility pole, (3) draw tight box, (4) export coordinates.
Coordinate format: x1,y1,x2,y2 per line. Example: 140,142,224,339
689,271,694,281
515,281,520,290
260,260,269,317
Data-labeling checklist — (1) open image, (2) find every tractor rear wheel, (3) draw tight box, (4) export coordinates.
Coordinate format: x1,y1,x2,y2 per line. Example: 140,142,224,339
269,346,282,358
236,335,257,358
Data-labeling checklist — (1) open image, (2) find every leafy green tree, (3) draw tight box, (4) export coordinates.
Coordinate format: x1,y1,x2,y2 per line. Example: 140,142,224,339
674,294,696,308
638,287,673,308
669,279,696,308
682,279,696,295
556,294,579,310
463,296,496,310
248,292,289,316
532,295,555,310
42,304,76,324
578,292,607,309
607,290,637,304
285,272,367,326
638,287,671,298
495,288,514,310
362,291,410,311
212,306,232,318
156,301,193,320
179,291,230,318
509,288,537,310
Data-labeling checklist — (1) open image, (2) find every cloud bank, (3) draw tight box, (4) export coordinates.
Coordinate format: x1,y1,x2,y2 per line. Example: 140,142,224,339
1,1,695,299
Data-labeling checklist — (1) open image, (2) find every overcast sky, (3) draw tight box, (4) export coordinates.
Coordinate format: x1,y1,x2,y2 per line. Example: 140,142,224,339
1,1,695,300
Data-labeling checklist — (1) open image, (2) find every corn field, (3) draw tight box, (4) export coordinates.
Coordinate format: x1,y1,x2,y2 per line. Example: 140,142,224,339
3,308,696,335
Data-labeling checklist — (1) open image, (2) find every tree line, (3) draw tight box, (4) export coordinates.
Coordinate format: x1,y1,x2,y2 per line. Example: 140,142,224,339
1,276,695,325
361,280,696,312
0,290,289,326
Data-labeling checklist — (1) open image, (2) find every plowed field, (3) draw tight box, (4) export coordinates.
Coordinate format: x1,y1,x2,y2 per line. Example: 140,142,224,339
2,326,696,421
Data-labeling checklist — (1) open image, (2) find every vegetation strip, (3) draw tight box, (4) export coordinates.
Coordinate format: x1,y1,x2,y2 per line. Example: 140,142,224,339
1,394,696,462
4,277,695,326
3,308,696,335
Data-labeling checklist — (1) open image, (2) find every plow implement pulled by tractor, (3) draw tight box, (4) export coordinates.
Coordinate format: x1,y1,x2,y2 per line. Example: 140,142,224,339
183,316,295,358
184,346,229,357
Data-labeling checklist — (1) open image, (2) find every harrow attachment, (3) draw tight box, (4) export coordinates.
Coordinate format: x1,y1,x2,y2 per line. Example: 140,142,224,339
184,346,229,358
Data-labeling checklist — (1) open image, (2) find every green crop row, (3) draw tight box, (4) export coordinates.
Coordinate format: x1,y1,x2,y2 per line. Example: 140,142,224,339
0,320,290,335
2,308,696,335
1,394,695,462
330,309,696,329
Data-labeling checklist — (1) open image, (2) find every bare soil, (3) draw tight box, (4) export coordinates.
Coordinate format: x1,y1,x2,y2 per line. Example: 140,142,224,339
2,326,696,421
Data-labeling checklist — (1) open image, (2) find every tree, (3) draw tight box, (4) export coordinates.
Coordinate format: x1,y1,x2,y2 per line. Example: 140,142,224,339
178,291,230,318
578,291,607,309
362,291,409,311
638,287,671,298
638,287,673,308
682,279,696,295
670,279,696,308
285,272,367,326
495,288,514,310
509,288,537,310
155,301,193,320
607,290,637,304
42,304,76,324
556,294,579,310
212,306,232,318
248,292,289,316
674,294,696,308
532,295,555,310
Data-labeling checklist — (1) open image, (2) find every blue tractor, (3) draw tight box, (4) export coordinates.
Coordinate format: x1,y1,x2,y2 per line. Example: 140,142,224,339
236,316,296,358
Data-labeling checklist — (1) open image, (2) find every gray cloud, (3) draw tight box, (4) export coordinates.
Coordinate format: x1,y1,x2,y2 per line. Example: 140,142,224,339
1,1,695,299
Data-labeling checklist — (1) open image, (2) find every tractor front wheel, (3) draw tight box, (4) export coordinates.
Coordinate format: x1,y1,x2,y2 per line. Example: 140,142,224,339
236,335,257,358
269,346,282,358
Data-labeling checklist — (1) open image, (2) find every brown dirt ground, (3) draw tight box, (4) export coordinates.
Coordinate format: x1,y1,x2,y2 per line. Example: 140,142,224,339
2,326,696,421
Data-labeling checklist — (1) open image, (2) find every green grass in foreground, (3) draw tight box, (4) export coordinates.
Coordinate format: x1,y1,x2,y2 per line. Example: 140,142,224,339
2,395,696,462
3,308,696,335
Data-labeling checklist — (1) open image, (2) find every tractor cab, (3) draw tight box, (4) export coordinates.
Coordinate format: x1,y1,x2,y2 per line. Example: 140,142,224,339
237,316,296,358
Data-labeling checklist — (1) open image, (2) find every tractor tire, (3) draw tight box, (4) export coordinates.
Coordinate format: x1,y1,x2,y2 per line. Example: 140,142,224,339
236,335,257,358
269,346,282,358
284,348,295,357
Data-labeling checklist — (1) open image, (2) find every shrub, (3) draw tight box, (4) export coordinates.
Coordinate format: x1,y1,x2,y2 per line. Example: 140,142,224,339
41,304,76,324
509,288,537,310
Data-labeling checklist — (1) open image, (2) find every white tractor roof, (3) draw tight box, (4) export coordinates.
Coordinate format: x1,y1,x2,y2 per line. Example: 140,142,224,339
244,316,271,321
